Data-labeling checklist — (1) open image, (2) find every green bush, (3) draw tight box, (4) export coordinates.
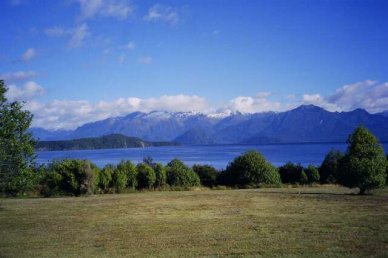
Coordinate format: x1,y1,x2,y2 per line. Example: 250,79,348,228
166,159,200,187
6,166,42,196
278,162,305,184
192,164,218,187
41,159,99,196
319,150,343,183
99,164,114,191
114,161,137,192
338,126,387,194
386,156,388,186
137,163,156,189
154,163,167,188
300,170,308,185
225,150,281,187
305,165,320,184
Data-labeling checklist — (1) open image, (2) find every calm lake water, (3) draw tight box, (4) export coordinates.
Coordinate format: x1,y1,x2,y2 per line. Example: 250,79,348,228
36,143,388,169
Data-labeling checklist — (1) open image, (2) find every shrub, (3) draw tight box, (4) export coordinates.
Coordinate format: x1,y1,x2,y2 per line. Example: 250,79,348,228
386,155,388,186
154,163,167,188
300,170,308,185
319,150,343,183
225,150,281,187
278,162,305,184
136,163,156,189
99,164,114,191
114,161,137,192
338,126,387,194
192,164,218,187
6,166,42,196
41,159,99,196
305,165,320,183
166,159,200,187
112,169,127,193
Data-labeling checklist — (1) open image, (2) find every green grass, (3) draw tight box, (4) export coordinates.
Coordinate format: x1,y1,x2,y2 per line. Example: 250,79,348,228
1,186,388,257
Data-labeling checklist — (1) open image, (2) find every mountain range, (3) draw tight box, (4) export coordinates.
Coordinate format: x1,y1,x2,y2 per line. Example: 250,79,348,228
30,105,388,145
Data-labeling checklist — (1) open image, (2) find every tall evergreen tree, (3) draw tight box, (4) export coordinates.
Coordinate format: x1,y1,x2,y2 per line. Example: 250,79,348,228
0,80,36,194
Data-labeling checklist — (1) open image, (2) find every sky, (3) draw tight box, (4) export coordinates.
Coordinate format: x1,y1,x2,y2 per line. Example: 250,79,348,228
1,0,388,130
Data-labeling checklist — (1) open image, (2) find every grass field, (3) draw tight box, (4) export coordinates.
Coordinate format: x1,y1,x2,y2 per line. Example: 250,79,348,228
1,186,388,257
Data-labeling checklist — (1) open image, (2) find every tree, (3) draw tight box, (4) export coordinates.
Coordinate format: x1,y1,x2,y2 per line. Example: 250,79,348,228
143,156,155,168
300,170,308,184
166,159,200,187
154,163,166,188
136,163,156,189
115,161,137,191
278,162,305,184
112,166,128,193
305,165,320,183
0,80,36,194
319,150,343,183
338,126,386,194
41,159,99,196
192,164,218,187
99,164,114,191
225,150,281,187
386,155,388,186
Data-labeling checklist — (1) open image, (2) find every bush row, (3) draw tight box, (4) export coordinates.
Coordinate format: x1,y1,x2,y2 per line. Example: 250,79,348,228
6,149,366,197
38,158,200,196
4,126,388,197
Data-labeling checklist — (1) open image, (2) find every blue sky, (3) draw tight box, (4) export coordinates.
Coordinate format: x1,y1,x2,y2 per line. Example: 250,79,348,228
1,0,388,129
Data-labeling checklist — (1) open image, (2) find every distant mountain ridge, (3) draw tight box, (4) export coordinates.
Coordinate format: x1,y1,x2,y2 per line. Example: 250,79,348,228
30,105,388,144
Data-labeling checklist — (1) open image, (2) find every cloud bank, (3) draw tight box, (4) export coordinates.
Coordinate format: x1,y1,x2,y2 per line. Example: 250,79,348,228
6,81,45,102
302,80,388,113
0,71,37,82
27,95,209,129
6,80,388,130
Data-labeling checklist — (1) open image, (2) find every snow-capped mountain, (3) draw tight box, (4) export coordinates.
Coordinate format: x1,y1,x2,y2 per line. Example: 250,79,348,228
30,105,388,144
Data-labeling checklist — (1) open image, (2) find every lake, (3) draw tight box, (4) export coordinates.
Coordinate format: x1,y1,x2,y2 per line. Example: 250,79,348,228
36,143,388,169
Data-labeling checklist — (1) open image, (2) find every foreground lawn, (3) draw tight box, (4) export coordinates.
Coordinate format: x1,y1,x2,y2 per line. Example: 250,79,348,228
0,186,387,257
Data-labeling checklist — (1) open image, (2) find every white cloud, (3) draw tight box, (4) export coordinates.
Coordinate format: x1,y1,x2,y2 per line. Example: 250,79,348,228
44,26,66,37
302,80,388,113
6,81,45,101
0,71,37,82
68,23,89,48
44,24,90,49
122,41,135,50
227,92,282,113
11,80,388,130
29,94,209,130
138,56,152,64
78,0,133,20
144,4,180,25
21,48,36,62
302,94,338,112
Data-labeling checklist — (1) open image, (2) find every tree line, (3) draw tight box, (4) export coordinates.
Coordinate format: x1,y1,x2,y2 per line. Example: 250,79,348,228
36,134,177,151
1,80,387,196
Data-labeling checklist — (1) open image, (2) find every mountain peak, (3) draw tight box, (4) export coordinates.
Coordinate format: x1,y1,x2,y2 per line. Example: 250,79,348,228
292,104,325,112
